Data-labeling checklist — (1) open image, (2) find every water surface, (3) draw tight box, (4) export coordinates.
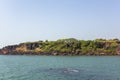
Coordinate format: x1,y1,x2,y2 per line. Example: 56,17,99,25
0,55,120,80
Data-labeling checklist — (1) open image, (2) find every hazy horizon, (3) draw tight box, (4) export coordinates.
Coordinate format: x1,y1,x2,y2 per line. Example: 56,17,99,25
0,0,120,48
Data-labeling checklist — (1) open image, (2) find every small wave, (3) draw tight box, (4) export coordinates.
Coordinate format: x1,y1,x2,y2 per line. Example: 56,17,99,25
63,68,79,73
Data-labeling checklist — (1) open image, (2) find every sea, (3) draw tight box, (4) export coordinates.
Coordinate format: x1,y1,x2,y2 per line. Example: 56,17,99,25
0,55,120,80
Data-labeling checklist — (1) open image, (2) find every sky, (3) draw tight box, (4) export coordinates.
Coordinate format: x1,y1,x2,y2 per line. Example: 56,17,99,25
0,0,120,48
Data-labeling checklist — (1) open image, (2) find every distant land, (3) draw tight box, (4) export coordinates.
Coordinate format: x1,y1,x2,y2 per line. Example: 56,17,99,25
0,38,120,56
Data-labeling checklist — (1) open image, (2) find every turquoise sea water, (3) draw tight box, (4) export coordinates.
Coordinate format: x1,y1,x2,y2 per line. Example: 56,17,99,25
0,55,120,80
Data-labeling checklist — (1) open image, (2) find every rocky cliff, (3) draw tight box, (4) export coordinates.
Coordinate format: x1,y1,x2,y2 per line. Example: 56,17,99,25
0,38,120,55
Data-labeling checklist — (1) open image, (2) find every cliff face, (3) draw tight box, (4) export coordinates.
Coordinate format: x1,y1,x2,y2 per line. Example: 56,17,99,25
0,38,120,55
0,45,18,54
0,42,42,55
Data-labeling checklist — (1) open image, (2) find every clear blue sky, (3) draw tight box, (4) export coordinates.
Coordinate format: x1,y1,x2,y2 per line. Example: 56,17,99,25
0,0,120,47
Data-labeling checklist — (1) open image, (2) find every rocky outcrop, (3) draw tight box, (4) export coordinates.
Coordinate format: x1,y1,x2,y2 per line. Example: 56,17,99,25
0,38,120,55
116,45,120,55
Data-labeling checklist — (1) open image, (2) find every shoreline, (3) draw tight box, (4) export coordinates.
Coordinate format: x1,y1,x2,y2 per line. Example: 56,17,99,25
0,52,120,56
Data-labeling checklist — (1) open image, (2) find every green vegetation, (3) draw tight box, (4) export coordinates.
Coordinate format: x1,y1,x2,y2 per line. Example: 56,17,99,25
1,38,120,55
